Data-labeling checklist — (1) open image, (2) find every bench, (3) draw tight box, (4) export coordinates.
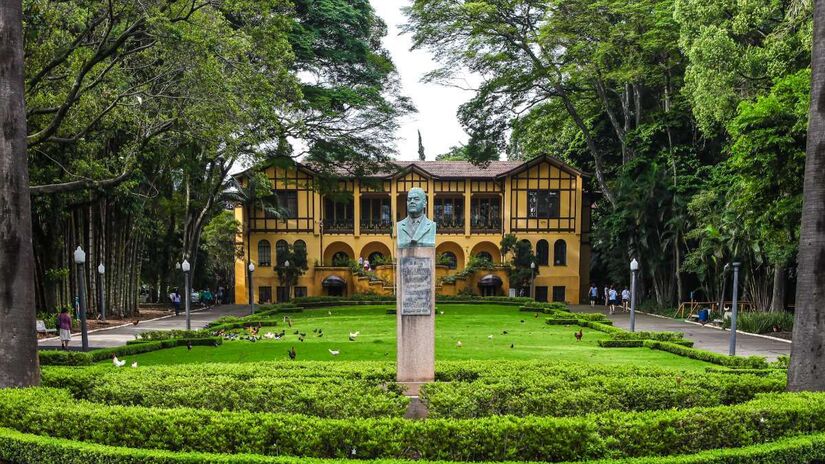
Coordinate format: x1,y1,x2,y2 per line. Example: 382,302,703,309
36,319,57,335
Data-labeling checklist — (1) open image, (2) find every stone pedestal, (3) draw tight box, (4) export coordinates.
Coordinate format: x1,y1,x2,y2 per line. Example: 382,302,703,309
396,246,435,384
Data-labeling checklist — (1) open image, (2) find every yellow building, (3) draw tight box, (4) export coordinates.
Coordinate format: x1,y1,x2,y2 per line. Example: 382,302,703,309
234,155,592,304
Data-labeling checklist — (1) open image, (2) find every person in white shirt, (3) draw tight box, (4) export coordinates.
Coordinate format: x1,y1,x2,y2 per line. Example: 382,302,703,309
621,288,631,311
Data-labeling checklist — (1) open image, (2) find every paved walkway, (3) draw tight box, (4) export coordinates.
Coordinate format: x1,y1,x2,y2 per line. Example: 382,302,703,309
39,304,250,350
570,305,791,361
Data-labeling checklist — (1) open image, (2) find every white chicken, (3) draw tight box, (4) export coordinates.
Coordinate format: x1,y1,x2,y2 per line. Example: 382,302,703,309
349,331,360,338
131,362,138,368
112,355,126,367
328,349,340,356
456,340,463,347
264,332,276,339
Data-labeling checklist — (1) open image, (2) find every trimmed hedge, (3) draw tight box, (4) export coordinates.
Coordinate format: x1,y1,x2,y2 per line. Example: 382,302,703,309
598,340,644,348
38,337,222,366
53,374,408,418
5,428,825,464
644,340,770,369
420,371,785,418
1,388,823,461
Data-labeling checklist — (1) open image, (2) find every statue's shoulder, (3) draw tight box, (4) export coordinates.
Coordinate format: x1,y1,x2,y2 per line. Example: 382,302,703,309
397,217,408,227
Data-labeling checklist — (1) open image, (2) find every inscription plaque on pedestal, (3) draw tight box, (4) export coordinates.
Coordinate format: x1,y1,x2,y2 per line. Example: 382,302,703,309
400,256,433,316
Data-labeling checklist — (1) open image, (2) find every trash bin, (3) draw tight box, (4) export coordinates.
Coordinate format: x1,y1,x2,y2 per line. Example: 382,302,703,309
698,308,709,323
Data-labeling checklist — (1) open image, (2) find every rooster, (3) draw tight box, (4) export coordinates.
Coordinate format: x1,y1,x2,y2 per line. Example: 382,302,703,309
133,319,139,326
112,355,126,367
187,341,192,351
574,329,583,341
288,347,296,360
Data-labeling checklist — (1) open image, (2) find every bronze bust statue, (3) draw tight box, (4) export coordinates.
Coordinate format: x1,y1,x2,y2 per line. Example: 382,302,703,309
396,187,436,248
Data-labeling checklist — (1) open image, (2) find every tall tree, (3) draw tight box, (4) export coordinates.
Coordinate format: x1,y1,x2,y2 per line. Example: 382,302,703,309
788,0,825,391
418,130,426,161
0,0,39,387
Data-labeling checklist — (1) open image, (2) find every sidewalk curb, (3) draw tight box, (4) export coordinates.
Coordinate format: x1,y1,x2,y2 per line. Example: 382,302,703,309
680,319,792,344
38,306,213,344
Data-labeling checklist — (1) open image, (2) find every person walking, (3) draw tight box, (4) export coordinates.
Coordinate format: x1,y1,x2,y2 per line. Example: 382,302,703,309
169,289,181,316
621,287,631,311
589,284,598,307
608,286,618,314
603,285,610,309
57,307,72,350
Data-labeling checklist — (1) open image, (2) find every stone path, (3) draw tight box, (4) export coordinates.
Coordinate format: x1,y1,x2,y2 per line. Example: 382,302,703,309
570,305,791,361
39,304,251,350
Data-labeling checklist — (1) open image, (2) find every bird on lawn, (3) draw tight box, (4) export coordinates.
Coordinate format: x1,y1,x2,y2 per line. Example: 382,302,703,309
574,329,583,341
534,312,539,318
328,310,332,316
349,331,360,341
131,361,138,368
112,355,126,367
439,311,444,315
264,332,276,339
133,319,140,326
312,328,317,333
510,344,514,349
488,334,493,340
288,347,296,360
502,330,509,335
293,330,299,335
298,336,304,342
318,332,324,338
520,320,525,324
456,340,463,347
299,332,307,337
187,341,192,351
328,349,340,356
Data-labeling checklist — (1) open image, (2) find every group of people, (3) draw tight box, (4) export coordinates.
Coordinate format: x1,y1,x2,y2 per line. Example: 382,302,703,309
589,283,632,315
357,256,371,271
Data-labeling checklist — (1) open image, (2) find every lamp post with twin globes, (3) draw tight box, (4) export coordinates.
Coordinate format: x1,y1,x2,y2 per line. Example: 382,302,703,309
182,259,191,330
73,246,90,351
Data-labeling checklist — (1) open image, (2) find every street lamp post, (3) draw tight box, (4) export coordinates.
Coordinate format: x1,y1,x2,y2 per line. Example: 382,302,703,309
630,258,639,333
73,246,89,351
182,259,191,331
530,261,536,300
729,262,741,356
284,260,291,302
97,263,106,322
247,262,255,314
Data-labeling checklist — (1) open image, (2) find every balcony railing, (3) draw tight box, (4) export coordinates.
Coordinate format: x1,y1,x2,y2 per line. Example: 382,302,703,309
360,220,392,234
322,219,354,234
436,218,464,234
471,219,502,234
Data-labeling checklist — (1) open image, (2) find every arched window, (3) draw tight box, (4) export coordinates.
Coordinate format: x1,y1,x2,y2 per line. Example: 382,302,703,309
554,240,567,266
276,240,288,265
536,240,549,266
476,251,493,263
368,252,385,265
440,252,458,269
332,251,350,267
294,240,306,251
258,240,271,267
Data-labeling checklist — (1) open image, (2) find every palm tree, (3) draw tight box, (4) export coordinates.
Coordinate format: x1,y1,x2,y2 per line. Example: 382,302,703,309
788,0,825,391
0,0,40,387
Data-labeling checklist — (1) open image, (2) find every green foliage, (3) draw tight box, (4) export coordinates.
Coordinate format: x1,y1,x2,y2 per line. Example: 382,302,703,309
38,338,222,366
726,311,794,334
644,340,769,368
7,427,825,464
440,254,495,284
3,387,825,461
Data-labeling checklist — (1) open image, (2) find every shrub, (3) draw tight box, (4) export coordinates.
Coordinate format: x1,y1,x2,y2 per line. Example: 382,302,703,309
1,388,823,461
731,311,794,334
598,340,644,348
5,428,825,464
39,338,222,366
644,340,769,368
545,318,581,325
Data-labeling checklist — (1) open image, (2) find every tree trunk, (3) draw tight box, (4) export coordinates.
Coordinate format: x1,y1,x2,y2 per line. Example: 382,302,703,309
0,0,40,387
788,0,825,391
770,265,786,312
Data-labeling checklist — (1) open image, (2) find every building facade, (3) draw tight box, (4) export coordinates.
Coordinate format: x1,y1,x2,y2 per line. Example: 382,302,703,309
234,155,592,304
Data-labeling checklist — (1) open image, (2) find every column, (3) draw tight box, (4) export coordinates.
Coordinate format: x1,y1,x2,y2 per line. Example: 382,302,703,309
464,181,471,238
354,181,361,237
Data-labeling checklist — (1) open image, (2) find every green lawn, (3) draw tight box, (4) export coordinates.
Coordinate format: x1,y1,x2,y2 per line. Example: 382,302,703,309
124,304,712,369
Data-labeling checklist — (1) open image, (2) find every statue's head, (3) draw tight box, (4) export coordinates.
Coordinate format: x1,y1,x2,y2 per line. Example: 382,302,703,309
407,187,426,218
